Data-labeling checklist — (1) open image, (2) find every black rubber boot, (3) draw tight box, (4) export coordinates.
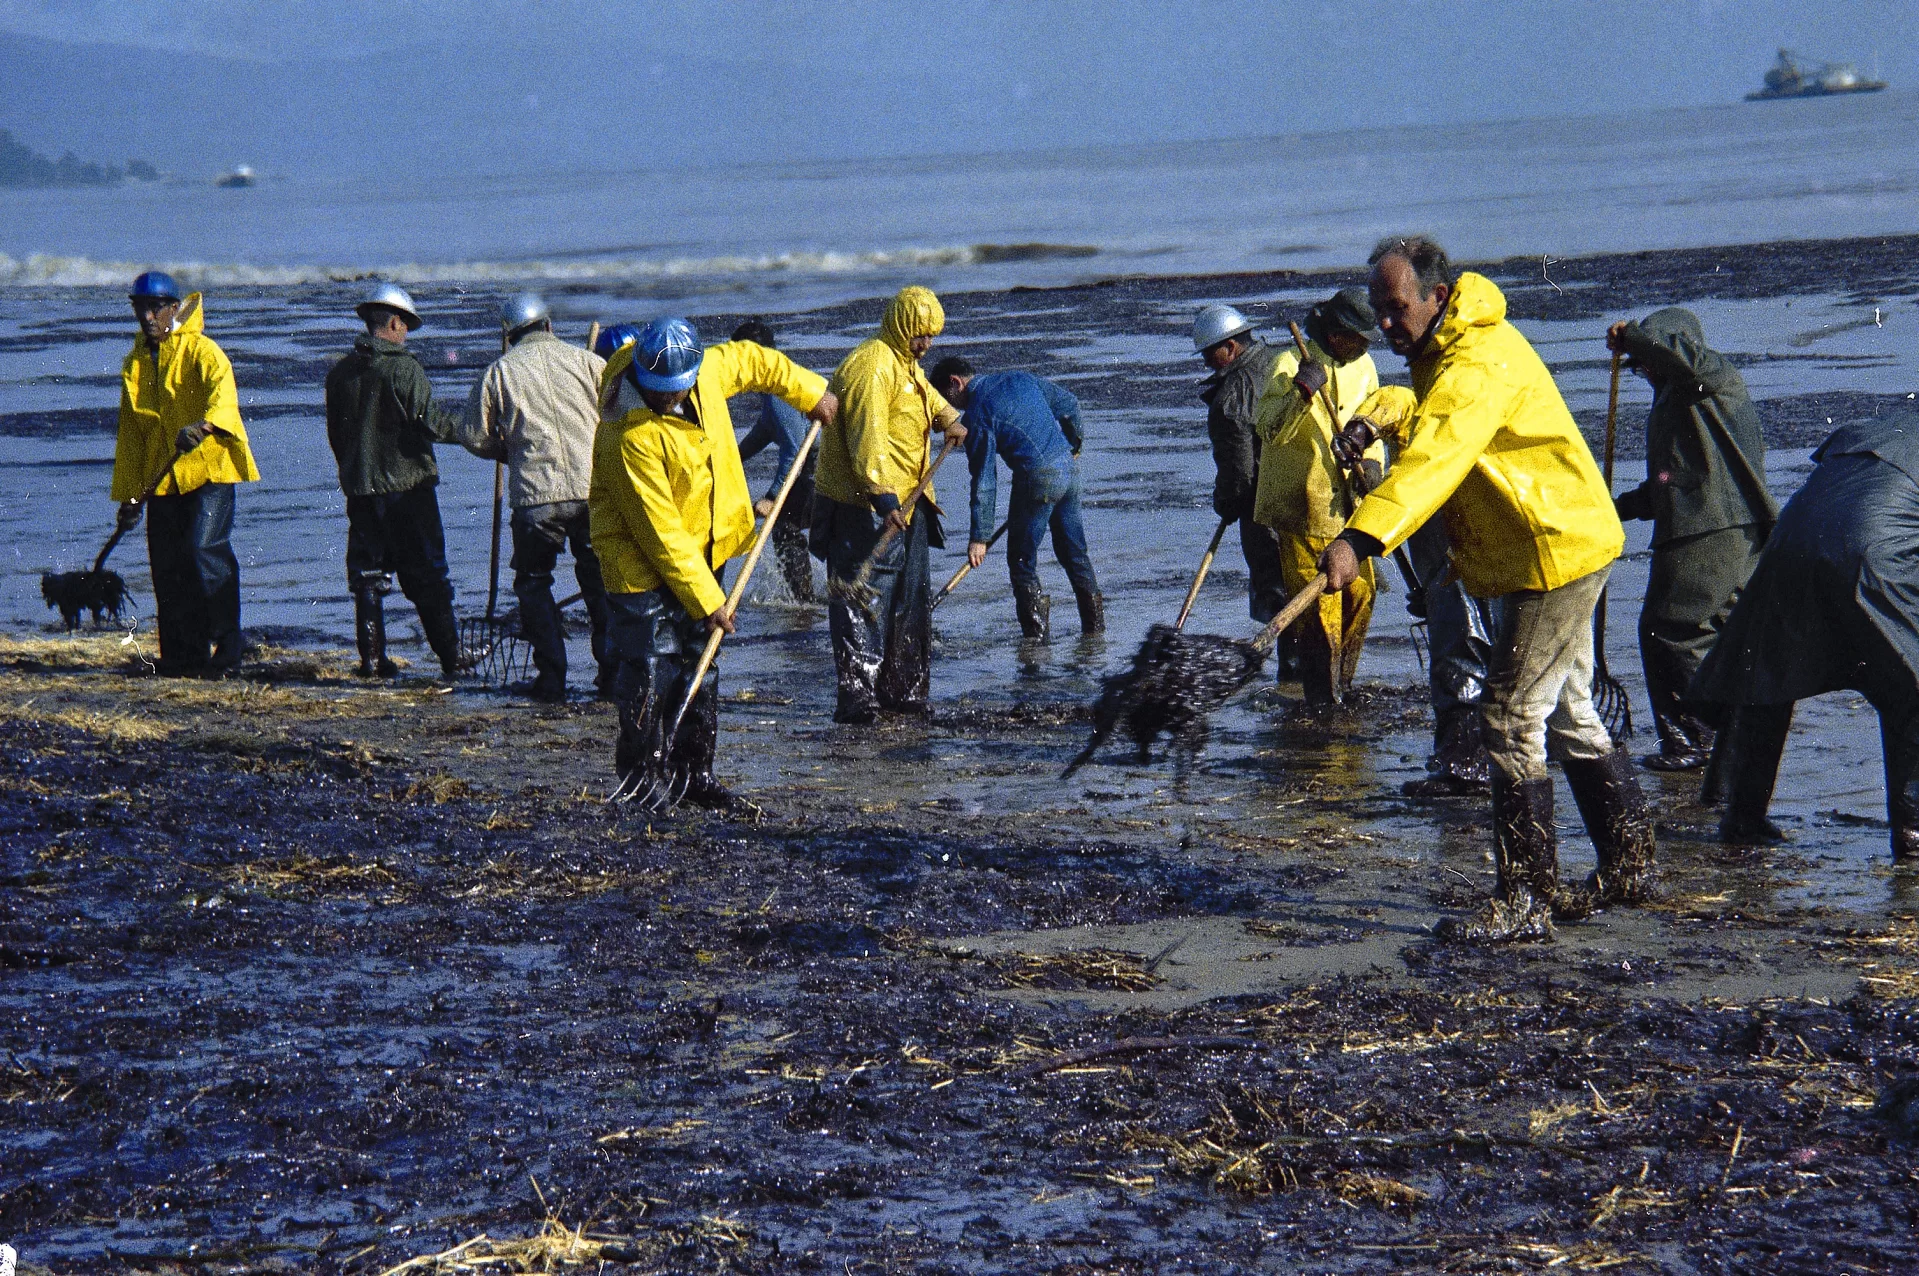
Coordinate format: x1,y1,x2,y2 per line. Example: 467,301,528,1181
417,595,467,680
1074,588,1105,637
1645,709,1714,772
1434,774,1557,943
1563,748,1664,907
515,583,568,701
1404,705,1492,797
1294,621,1340,707
1013,581,1051,641
670,675,757,814
353,588,397,678
774,520,815,603
1718,704,1791,844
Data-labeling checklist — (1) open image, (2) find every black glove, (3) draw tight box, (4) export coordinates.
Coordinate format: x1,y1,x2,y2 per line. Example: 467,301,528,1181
1332,417,1381,469
116,502,143,532
1293,361,1329,401
175,423,210,454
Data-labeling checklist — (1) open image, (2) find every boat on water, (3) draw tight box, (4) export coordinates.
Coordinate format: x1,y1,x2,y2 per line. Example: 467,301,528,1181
1747,48,1886,100
215,164,256,188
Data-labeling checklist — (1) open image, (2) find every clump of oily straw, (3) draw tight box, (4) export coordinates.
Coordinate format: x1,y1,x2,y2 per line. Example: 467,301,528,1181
1064,624,1263,775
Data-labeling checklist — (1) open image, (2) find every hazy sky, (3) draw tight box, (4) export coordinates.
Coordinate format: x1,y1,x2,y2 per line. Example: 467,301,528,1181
4,1,1917,176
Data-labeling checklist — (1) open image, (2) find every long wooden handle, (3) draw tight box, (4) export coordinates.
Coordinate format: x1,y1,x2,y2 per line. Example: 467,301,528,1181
663,418,825,746
1176,517,1232,631
1251,574,1329,655
849,433,959,590
485,325,511,621
1603,349,1621,488
585,321,601,355
932,519,1009,610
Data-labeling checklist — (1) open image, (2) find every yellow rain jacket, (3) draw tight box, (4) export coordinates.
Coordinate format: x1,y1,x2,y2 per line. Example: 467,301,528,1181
590,339,827,617
1344,273,1623,599
111,293,260,500
815,286,960,520
1250,342,1381,538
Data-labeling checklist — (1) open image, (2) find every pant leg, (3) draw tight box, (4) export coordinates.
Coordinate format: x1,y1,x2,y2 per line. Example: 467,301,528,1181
1046,463,1100,599
1238,515,1287,624
186,483,241,663
773,465,817,600
145,493,206,669
563,506,612,692
510,504,570,686
1407,518,1497,718
878,500,935,711
1484,566,1614,783
826,497,889,721
1274,529,1374,702
605,590,679,777
384,485,455,611
1004,476,1052,592
1641,525,1765,751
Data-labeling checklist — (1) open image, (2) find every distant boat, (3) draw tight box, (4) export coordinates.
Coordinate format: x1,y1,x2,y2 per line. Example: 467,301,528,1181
1747,49,1886,100
215,164,256,188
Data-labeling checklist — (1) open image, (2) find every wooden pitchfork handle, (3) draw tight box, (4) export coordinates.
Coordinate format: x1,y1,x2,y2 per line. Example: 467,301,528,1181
1175,516,1232,631
1251,574,1330,656
1603,349,1622,488
845,432,959,594
661,417,826,748
932,518,1009,610
485,325,511,621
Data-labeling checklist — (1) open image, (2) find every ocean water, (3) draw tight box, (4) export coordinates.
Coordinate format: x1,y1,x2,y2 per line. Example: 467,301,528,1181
0,89,1915,312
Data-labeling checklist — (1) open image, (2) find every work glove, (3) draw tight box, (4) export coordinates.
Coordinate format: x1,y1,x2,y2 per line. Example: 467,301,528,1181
1292,361,1329,401
1332,417,1381,470
116,501,143,532
175,423,210,454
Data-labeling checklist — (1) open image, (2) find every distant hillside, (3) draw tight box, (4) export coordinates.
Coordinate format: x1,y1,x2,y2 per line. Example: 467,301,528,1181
0,128,154,187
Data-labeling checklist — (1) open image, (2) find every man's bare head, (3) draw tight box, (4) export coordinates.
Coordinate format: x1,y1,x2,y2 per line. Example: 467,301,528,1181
1367,235,1454,359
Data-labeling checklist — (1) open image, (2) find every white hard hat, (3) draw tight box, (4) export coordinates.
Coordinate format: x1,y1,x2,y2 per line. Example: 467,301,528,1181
1192,303,1256,352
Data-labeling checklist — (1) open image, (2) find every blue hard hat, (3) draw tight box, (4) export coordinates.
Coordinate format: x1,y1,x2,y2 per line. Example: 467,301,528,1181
628,317,703,393
595,322,644,360
129,270,181,302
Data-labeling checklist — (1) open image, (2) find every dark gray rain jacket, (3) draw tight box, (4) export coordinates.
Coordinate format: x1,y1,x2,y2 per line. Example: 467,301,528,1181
1692,415,1919,706
324,335,460,497
1613,308,1777,546
1201,340,1279,522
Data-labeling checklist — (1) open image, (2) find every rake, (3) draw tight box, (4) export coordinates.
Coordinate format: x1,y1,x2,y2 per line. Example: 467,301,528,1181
930,519,1009,611
1063,573,1329,777
826,433,958,621
1592,350,1633,742
612,417,823,810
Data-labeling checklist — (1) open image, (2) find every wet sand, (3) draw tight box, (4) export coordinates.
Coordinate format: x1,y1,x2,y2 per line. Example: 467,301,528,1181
2,236,1917,1273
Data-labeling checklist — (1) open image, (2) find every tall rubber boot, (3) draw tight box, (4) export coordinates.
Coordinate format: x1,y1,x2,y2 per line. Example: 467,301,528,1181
417,595,466,680
354,588,397,678
1074,588,1105,637
670,671,755,813
1645,708,1714,771
1295,620,1339,707
1434,774,1556,943
1404,705,1492,798
1718,704,1791,844
1563,748,1664,906
1884,716,1919,863
1013,581,1051,642
516,584,568,701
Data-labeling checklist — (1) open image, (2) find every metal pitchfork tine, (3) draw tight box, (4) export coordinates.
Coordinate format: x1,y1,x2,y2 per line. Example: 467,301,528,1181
609,413,827,811
828,433,960,622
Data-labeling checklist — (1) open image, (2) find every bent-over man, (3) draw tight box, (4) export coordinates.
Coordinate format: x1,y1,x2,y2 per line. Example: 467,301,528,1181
728,319,819,602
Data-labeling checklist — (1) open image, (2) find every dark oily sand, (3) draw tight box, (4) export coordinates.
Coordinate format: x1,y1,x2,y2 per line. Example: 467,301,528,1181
2,636,1916,1275
5,235,1919,1272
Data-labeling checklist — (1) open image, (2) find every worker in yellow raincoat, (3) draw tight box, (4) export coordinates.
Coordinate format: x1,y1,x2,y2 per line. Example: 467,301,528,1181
813,286,967,724
111,271,261,673
592,317,836,809
1318,236,1654,944
1251,288,1388,705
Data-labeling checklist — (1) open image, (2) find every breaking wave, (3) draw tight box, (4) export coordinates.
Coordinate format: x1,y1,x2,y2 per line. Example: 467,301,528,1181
0,242,1102,289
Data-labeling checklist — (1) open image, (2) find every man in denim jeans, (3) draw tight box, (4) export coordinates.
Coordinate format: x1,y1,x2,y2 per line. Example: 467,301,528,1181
930,356,1102,640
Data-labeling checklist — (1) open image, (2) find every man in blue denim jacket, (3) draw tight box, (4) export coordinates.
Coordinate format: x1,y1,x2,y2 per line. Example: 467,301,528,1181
930,357,1101,640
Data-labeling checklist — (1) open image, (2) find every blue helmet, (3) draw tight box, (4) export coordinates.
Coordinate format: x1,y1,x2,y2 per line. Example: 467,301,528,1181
129,270,181,302
594,322,644,360
628,317,703,393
